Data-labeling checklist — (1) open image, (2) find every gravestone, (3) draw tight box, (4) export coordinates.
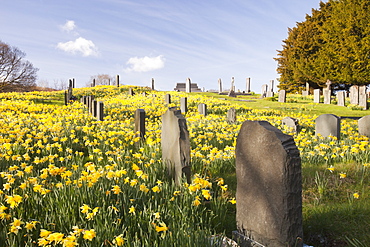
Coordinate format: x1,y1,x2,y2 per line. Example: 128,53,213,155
235,121,303,247
161,108,191,185
97,102,104,121
151,78,155,90
314,89,321,103
359,85,368,110
306,82,310,93
198,103,207,116
337,91,345,106
315,114,340,139
134,109,146,139
128,88,134,96
323,89,331,104
180,97,188,114
358,115,370,137
116,75,120,87
261,84,268,98
282,117,299,133
165,94,171,105
186,78,191,93
246,78,251,93
266,91,274,98
231,77,235,92
350,85,359,105
227,108,236,123
302,91,308,96
80,96,86,104
218,78,222,93
228,89,236,97
92,100,98,117
269,80,274,92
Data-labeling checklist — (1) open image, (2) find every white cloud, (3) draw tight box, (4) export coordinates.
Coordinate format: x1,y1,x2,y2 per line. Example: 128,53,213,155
124,55,165,72
56,37,99,57
60,20,77,33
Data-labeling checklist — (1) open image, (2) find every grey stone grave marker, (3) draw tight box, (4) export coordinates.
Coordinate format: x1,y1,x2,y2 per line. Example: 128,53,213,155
315,114,340,139
92,100,98,117
116,75,120,87
218,78,222,93
134,109,146,139
161,108,191,185
323,89,331,104
314,89,321,103
337,91,345,106
227,108,236,123
97,102,104,121
359,85,368,110
198,103,207,116
186,78,191,93
180,97,188,113
350,85,359,105
165,94,171,105
282,117,299,133
151,78,155,90
269,80,274,92
261,84,268,98
235,120,303,247
246,77,251,93
128,88,134,96
358,115,370,137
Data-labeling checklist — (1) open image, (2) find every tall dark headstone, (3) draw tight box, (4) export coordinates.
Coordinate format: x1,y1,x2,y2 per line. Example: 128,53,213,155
134,109,146,139
315,114,340,139
161,108,191,185
116,75,120,87
97,102,104,121
235,121,303,247
151,78,155,90
246,78,251,93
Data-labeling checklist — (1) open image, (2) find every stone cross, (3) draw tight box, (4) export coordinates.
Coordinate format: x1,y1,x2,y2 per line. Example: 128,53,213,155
246,78,251,93
235,121,303,247
325,79,332,90
134,109,146,139
315,114,340,140
186,78,191,93
161,108,191,184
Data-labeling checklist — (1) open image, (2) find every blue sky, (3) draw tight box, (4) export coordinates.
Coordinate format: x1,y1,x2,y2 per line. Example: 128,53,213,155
2,0,323,92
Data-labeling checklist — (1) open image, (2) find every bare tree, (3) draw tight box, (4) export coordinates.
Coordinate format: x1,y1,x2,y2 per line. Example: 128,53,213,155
52,79,68,90
0,40,39,91
87,74,114,87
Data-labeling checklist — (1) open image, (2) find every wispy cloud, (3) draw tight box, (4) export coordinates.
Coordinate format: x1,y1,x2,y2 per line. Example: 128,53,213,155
124,55,165,72
60,20,77,33
56,37,98,57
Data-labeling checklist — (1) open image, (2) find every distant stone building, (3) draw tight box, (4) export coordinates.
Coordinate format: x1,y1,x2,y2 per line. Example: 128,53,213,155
174,83,202,92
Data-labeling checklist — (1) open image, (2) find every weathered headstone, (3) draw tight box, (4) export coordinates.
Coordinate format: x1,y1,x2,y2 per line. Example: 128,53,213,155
266,91,274,98
97,102,104,121
246,78,251,93
359,85,368,110
161,108,191,184
198,103,207,116
134,109,146,139
323,89,331,104
261,84,268,98
128,88,134,96
227,108,236,123
278,90,286,103
315,114,340,139
165,94,171,105
358,115,370,137
180,97,188,114
116,75,120,87
306,82,310,93
337,91,345,106
151,78,155,90
350,85,359,105
186,78,191,93
218,78,222,93
92,100,98,117
235,121,303,247
302,91,308,96
282,117,299,133
314,89,321,103
269,80,274,92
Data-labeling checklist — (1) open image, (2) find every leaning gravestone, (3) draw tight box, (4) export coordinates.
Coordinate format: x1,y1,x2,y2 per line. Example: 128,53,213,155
227,108,236,124
134,109,146,139
337,91,345,106
161,108,191,185
314,89,321,103
282,117,299,133
358,115,370,137
315,114,341,139
235,121,303,247
278,90,286,103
